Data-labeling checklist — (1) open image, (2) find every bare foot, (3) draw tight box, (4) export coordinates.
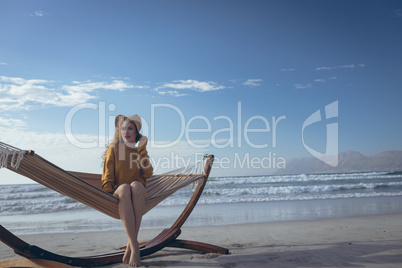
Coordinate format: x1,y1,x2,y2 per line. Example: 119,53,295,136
129,242,141,267
122,243,131,264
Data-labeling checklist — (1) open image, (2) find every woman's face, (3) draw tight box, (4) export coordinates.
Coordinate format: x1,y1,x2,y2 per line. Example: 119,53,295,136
121,120,137,144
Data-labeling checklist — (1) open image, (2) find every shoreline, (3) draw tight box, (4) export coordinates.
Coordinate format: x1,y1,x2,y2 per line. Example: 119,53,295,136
3,195,402,235
1,213,402,267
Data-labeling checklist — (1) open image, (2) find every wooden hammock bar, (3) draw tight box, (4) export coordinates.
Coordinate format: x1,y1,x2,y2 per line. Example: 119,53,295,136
0,141,229,267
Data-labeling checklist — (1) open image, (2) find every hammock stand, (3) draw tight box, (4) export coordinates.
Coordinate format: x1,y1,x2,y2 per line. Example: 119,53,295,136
0,142,228,267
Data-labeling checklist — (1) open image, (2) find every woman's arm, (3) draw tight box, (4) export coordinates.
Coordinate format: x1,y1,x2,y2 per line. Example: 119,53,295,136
102,147,116,194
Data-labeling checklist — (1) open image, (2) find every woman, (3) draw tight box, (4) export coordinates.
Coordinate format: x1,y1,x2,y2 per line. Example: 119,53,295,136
102,114,153,267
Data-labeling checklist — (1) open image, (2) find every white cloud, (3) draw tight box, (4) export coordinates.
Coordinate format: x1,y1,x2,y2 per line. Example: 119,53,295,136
155,79,225,97
315,66,333,71
294,83,312,89
61,80,134,92
157,90,188,97
30,11,48,17
165,80,225,92
393,9,402,17
0,62,8,66
314,76,337,83
315,64,365,71
0,76,137,111
280,68,295,72
243,79,263,87
110,76,131,80
0,117,27,128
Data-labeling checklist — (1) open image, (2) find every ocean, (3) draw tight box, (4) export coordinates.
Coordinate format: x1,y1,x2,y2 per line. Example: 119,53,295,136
1,171,402,235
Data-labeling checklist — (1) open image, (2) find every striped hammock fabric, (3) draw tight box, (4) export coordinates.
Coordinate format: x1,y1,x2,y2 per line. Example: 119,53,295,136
0,141,207,219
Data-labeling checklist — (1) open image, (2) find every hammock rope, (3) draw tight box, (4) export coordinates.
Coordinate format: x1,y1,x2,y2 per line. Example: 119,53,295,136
0,143,26,170
0,141,208,219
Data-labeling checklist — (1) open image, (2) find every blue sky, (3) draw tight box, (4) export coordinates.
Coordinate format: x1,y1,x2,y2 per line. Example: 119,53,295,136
1,0,402,184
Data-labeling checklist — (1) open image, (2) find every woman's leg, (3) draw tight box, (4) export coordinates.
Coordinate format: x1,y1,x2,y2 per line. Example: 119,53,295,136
130,181,146,239
113,183,146,267
113,184,140,267
126,182,146,266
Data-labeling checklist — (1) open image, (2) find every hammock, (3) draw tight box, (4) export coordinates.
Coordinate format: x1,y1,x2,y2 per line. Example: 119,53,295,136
0,141,228,267
0,141,206,218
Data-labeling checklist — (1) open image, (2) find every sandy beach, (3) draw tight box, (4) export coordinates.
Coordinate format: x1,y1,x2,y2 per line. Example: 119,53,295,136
1,213,402,268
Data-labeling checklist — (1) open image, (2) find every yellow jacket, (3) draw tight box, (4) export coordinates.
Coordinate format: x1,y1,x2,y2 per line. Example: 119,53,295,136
102,136,153,194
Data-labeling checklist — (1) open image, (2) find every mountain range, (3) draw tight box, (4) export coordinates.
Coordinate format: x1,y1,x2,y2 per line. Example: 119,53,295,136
275,151,402,175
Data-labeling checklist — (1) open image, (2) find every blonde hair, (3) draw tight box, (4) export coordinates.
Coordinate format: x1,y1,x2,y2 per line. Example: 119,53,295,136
101,119,142,166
